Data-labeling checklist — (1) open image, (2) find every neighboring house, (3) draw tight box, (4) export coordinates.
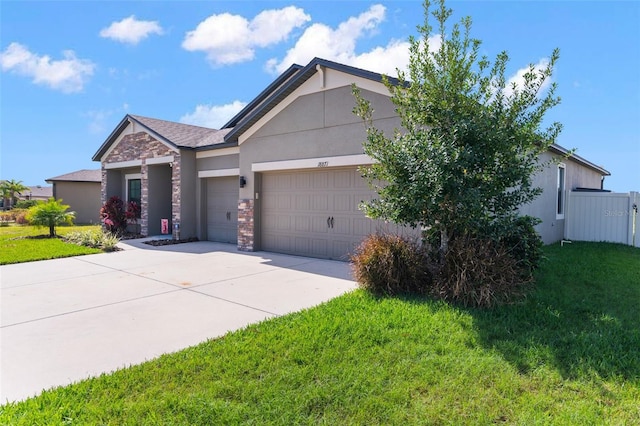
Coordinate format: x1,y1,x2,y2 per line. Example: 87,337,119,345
46,169,102,224
22,185,53,201
1,181,50,209
93,57,609,260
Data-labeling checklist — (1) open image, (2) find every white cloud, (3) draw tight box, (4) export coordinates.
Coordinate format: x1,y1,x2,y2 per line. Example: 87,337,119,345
100,15,163,45
85,110,112,134
266,4,425,76
84,104,129,134
503,58,552,99
182,6,310,67
0,42,95,93
180,101,247,129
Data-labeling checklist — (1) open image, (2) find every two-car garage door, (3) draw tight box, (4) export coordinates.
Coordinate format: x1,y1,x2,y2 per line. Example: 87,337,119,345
261,167,400,260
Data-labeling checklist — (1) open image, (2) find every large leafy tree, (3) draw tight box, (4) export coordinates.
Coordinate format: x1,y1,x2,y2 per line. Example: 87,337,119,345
0,179,30,208
27,198,75,237
353,0,561,254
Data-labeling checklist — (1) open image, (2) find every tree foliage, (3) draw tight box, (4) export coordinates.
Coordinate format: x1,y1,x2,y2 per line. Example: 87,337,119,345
353,0,561,254
27,198,75,237
1,179,30,209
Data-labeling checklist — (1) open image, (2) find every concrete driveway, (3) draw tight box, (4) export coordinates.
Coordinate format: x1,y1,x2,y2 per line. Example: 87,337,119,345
0,239,356,403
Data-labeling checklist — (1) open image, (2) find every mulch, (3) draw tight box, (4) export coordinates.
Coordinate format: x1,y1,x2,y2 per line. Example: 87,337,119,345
143,237,199,246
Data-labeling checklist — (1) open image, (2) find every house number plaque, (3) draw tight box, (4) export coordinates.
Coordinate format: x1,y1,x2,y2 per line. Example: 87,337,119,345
317,161,329,167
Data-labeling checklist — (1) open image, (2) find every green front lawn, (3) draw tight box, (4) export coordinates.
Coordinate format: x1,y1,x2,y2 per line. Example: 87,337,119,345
0,225,103,265
1,242,639,424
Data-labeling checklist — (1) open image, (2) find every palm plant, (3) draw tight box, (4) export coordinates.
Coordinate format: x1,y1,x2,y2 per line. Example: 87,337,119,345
26,198,75,237
0,179,30,209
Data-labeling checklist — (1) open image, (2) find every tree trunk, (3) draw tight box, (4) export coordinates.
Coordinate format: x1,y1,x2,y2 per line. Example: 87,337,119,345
440,227,449,257
49,223,56,238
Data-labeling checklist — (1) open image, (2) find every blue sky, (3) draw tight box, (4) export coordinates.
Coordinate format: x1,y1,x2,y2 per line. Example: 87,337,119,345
1,1,638,192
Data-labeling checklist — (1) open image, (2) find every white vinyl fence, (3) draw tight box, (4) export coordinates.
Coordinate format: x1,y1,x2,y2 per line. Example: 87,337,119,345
566,191,639,248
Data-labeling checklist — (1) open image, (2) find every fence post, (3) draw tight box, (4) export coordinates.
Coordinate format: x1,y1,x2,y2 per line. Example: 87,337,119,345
631,192,639,248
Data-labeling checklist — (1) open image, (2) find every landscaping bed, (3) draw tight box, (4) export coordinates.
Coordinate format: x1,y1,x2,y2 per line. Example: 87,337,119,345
143,237,199,246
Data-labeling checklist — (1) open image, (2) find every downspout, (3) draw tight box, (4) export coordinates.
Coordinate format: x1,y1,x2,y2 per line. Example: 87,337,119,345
601,175,605,190
316,64,325,89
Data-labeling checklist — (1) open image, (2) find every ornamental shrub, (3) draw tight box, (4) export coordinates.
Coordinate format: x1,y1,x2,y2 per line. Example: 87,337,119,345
351,234,432,296
64,230,120,251
100,196,126,234
432,234,535,308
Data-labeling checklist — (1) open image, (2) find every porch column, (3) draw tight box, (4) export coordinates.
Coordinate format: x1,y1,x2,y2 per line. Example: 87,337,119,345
140,162,149,236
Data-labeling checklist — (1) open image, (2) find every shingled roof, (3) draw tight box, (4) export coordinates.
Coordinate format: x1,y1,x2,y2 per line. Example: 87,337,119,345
46,169,102,183
92,114,232,161
128,115,225,149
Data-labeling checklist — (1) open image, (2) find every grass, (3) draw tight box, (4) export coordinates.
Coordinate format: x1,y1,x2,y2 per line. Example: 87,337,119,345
1,242,639,424
0,224,104,265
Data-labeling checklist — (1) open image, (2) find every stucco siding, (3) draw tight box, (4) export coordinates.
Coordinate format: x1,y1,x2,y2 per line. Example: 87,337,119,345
325,86,396,126
197,154,239,171
53,182,101,224
179,150,197,238
566,159,603,190
520,152,606,244
147,164,172,235
239,87,400,200
519,153,563,244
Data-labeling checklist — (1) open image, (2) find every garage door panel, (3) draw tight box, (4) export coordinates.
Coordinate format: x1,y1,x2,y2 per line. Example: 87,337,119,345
311,239,328,257
277,174,292,190
312,172,329,189
331,240,354,261
311,216,330,233
262,194,278,210
294,237,311,255
294,216,311,232
262,167,404,260
312,194,329,211
353,218,373,236
295,194,311,210
295,173,312,189
332,217,351,235
333,170,352,188
333,194,352,211
277,194,291,209
277,215,291,230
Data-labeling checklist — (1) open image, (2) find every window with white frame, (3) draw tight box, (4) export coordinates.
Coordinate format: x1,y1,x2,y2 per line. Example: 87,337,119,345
556,163,566,219
125,173,142,218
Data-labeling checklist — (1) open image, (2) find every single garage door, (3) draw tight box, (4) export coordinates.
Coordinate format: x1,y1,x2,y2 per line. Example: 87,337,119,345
261,167,405,260
207,176,238,244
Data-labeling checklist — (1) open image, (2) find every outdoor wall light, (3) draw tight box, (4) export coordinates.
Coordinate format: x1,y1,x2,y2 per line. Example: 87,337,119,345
239,176,247,188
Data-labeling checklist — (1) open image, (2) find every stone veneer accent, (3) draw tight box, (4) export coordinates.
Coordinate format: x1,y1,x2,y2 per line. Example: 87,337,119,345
237,199,254,251
101,132,179,237
171,157,181,239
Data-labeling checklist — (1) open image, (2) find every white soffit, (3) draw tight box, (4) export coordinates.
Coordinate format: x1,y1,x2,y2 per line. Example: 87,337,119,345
198,168,240,178
252,154,374,172
238,68,390,145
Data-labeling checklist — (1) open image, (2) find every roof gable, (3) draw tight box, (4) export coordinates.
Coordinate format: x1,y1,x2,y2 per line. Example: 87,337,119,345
92,114,229,161
223,57,397,144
